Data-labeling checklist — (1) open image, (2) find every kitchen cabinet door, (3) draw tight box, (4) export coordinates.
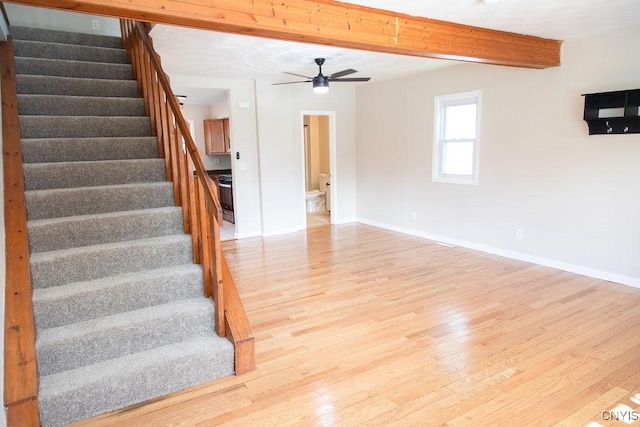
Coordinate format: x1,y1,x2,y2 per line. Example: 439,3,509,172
204,119,226,154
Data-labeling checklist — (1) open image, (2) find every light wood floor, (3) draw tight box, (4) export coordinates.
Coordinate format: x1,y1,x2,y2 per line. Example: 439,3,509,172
75,223,640,426
306,211,331,227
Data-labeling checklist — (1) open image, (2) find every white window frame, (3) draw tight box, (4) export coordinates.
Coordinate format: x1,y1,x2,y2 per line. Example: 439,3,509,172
432,90,481,185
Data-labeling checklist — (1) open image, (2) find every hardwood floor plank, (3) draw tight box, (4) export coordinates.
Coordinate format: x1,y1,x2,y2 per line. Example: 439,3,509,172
75,223,640,426
443,304,640,425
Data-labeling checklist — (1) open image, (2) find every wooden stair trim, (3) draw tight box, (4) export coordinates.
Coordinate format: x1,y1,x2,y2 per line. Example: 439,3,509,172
8,0,561,69
222,255,255,375
1,36,41,426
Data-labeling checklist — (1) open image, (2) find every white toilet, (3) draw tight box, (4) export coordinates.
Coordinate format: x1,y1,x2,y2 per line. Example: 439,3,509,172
306,173,330,213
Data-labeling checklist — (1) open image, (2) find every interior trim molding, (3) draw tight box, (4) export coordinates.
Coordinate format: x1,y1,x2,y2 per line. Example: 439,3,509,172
7,0,561,68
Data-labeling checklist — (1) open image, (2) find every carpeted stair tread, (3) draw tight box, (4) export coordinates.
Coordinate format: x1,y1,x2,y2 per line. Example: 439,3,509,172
32,264,204,329
17,74,138,98
14,24,235,426
21,136,159,163
14,39,128,64
23,158,166,190
18,94,145,117
37,298,216,376
15,57,132,80
30,234,193,289
11,26,123,49
26,182,174,220
20,115,151,138
28,207,184,253
39,336,234,427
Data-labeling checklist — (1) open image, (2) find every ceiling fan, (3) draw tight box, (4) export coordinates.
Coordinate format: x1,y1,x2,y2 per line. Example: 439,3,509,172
273,58,371,93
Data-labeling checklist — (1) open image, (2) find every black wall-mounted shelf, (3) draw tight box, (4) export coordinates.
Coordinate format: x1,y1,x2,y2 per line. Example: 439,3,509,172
582,88,640,135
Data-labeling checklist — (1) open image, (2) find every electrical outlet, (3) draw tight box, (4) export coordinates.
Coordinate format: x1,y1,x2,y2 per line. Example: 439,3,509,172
213,157,220,164
411,211,417,220
238,162,247,171
516,229,524,240
91,19,100,30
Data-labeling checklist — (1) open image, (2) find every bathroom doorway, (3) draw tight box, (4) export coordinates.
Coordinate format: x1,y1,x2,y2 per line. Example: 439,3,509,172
302,113,334,227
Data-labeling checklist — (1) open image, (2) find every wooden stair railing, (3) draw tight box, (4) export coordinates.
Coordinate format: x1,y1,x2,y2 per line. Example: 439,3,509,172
1,20,254,426
120,20,255,374
1,36,41,426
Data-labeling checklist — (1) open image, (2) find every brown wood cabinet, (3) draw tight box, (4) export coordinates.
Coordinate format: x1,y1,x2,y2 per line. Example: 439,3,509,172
204,118,231,155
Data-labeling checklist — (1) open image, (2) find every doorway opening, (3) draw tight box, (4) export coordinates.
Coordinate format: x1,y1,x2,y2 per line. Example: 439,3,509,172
176,87,236,241
302,113,334,227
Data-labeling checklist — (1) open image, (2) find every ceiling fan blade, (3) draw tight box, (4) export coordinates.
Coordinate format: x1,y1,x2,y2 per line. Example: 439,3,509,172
331,77,372,82
328,69,357,79
272,81,310,85
283,71,313,79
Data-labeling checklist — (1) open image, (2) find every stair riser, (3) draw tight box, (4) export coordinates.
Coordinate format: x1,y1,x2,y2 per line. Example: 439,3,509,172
37,300,215,376
39,338,234,427
11,26,123,49
21,137,159,163
15,25,236,427
17,75,139,98
18,95,145,117
20,116,151,139
28,208,184,253
23,159,166,191
26,183,175,220
15,57,132,80
33,266,204,329
14,40,128,64
30,236,194,289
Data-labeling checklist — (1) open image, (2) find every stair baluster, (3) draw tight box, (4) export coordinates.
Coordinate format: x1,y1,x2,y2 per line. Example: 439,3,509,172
120,20,254,372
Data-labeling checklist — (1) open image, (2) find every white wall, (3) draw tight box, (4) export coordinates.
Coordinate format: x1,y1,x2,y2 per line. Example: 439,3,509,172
4,4,120,37
356,25,640,286
210,97,229,118
170,76,262,238
181,104,213,169
255,81,357,235
254,82,297,234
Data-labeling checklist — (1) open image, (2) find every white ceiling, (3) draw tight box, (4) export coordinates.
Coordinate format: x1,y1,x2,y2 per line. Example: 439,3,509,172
152,0,640,105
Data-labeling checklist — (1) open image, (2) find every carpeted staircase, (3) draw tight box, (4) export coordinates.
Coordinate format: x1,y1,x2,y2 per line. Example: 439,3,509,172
11,25,234,427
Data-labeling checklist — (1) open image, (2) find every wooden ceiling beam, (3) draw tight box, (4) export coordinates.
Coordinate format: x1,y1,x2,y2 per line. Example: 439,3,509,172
6,0,562,68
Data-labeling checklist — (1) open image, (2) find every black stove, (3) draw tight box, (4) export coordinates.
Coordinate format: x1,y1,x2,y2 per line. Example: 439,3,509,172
218,174,232,186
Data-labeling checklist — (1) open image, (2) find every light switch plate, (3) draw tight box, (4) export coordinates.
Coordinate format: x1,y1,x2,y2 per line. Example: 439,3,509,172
238,101,250,109
239,162,247,171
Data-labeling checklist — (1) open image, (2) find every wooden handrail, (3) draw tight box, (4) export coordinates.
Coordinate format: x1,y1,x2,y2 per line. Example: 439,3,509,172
120,20,254,374
1,36,41,426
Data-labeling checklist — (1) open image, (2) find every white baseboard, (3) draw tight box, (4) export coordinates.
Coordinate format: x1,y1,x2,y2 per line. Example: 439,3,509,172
332,217,357,225
235,231,262,240
262,227,301,237
259,218,358,237
357,218,640,289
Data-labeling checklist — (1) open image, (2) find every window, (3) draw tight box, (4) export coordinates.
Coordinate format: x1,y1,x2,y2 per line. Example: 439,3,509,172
433,90,481,185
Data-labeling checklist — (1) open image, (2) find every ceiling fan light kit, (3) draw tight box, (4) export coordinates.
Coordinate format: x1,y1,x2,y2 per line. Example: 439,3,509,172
274,58,371,94
313,76,329,94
